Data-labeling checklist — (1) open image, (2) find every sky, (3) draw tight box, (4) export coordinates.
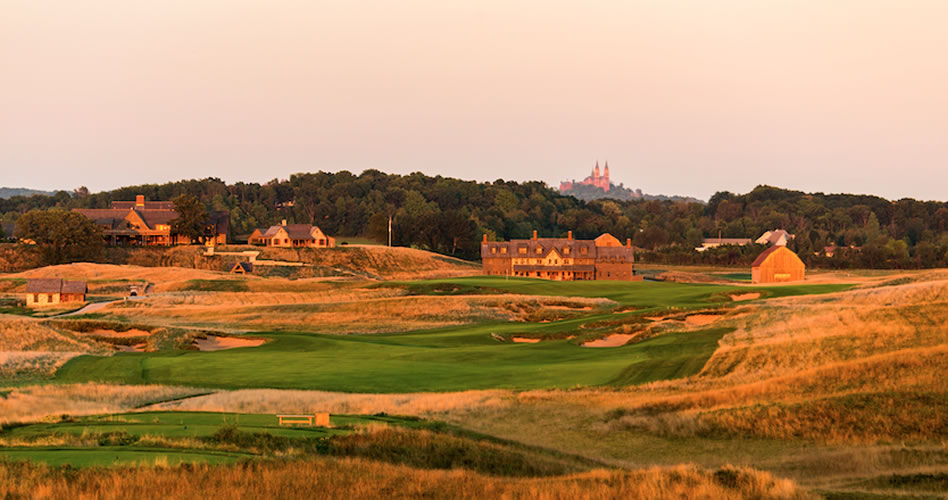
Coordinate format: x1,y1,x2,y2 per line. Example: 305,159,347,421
2,1,946,201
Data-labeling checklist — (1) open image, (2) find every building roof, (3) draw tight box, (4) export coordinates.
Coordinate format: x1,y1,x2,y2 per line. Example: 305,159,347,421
25,278,87,294
73,207,229,235
751,246,784,267
231,262,253,273
261,223,327,241
111,200,175,210
26,278,64,293
62,280,88,294
756,229,794,245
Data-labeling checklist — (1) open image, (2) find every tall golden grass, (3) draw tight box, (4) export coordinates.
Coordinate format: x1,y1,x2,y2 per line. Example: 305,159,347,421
148,387,512,416
0,458,809,500
0,383,205,423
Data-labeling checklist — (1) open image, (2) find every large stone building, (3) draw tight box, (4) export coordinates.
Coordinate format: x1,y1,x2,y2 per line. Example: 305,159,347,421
559,161,611,193
248,220,335,248
73,195,229,246
481,231,640,281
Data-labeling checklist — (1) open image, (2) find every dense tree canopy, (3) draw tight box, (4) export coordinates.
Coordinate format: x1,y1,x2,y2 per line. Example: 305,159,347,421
14,210,104,265
1,172,946,267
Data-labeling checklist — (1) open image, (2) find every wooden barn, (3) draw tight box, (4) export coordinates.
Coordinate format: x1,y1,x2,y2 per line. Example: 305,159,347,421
751,246,805,284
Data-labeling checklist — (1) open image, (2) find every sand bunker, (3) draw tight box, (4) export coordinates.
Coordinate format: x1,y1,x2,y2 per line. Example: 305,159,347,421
511,337,542,343
116,343,147,352
730,293,761,301
86,328,151,338
583,333,636,348
684,314,724,326
193,335,267,351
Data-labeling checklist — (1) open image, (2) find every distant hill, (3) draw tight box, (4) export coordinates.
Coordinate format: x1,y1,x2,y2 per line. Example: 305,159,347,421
0,187,55,199
561,183,704,204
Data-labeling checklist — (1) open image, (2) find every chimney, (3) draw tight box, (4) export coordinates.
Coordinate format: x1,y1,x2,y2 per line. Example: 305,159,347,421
532,230,538,240
626,238,631,248
568,231,573,240
281,219,287,226
135,195,144,207
483,234,488,243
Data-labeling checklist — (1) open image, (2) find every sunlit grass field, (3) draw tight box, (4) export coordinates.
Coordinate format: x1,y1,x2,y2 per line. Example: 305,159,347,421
53,277,851,392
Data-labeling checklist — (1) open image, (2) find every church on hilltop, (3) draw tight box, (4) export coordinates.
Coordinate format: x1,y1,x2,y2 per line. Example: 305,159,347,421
559,161,611,193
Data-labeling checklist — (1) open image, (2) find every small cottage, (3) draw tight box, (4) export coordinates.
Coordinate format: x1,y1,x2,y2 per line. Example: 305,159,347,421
25,279,87,306
252,220,335,248
751,246,805,284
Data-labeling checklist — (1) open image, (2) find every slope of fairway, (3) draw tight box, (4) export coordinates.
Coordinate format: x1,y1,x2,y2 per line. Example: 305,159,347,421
53,278,851,393
55,327,730,392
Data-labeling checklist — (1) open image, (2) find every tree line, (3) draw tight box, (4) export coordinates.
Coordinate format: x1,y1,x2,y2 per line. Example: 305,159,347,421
1,172,947,268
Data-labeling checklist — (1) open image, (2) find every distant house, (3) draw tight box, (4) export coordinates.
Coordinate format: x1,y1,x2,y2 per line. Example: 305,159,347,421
756,229,795,247
695,237,753,252
231,262,253,274
751,247,805,284
251,220,335,248
247,228,267,245
25,279,87,307
73,195,229,246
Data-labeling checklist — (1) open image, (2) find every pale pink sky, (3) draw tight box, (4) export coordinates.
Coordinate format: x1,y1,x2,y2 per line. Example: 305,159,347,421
2,1,946,200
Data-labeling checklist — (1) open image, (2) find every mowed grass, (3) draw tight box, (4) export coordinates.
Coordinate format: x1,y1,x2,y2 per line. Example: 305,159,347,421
0,411,422,467
54,277,852,393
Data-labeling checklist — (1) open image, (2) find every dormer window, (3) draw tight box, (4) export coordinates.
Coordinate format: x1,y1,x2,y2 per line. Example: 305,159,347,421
580,247,588,255
518,247,527,255
500,247,507,254
491,247,497,254
563,247,570,255
536,246,543,254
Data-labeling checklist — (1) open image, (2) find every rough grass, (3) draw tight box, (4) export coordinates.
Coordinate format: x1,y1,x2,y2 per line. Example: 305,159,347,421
0,384,206,423
0,458,809,499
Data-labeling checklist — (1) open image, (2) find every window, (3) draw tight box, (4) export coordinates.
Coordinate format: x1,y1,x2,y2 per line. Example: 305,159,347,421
563,247,570,255
319,239,325,246
500,247,507,254
580,247,588,255
518,247,527,255
491,247,496,254
33,294,38,302
536,246,543,254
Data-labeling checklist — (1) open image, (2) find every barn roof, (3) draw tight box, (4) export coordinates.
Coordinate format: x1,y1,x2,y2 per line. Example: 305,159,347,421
751,246,784,267
25,279,88,294
62,280,88,294
26,279,63,293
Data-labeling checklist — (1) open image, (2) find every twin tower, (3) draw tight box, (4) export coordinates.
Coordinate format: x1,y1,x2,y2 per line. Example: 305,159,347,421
559,161,611,193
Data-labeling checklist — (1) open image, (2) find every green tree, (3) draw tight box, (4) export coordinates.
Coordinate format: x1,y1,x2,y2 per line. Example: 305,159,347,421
15,210,104,265
170,194,210,243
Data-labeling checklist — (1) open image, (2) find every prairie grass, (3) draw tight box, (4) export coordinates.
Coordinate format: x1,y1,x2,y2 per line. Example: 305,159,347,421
148,388,512,415
0,458,809,500
0,383,205,423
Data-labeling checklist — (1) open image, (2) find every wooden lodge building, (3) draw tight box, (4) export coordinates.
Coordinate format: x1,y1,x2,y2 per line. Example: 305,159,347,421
73,195,229,246
751,246,805,284
25,278,87,307
481,231,641,281
248,220,335,248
